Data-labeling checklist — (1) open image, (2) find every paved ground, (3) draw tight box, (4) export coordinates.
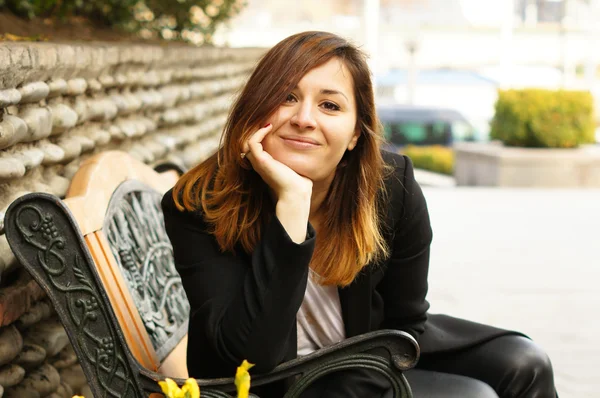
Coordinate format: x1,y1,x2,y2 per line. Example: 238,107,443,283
421,187,600,398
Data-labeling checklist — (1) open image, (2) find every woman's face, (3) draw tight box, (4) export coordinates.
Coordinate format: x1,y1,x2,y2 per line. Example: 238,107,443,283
262,57,359,183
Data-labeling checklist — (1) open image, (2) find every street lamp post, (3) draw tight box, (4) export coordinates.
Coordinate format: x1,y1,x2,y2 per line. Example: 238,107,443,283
584,0,599,90
364,0,380,90
406,39,419,105
499,0,515,89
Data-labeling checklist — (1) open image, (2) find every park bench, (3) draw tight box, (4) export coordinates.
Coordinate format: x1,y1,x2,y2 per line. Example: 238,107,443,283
4,150,419,397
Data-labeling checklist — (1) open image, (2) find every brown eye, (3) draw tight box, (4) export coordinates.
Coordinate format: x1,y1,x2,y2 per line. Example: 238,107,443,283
322,101,340,111
285,94,297,103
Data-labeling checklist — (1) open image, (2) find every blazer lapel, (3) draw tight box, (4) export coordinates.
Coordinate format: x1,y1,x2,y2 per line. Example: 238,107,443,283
338,270,372,337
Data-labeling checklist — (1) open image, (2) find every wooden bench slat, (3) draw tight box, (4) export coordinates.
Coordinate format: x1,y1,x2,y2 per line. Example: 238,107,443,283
86,231,159,371
64,151,178,236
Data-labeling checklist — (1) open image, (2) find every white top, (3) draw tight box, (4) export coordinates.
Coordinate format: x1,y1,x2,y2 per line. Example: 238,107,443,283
296,270,346,356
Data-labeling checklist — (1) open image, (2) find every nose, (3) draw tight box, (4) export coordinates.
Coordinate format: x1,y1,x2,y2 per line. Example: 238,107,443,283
290,103,316,130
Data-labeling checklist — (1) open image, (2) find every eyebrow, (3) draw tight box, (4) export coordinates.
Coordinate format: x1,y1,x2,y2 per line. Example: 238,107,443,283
320,89,349,102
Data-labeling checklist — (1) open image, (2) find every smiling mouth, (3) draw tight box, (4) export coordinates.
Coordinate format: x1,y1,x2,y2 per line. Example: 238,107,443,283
281,137,321,149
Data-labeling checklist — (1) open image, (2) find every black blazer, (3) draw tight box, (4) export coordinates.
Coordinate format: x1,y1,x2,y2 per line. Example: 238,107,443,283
161,151,519,397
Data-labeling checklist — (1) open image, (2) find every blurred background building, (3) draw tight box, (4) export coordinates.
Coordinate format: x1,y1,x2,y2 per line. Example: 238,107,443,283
213,0,600,140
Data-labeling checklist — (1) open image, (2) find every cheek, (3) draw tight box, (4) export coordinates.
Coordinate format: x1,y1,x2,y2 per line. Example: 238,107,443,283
325,122,358,150
262,133,277,153
268,108,288,128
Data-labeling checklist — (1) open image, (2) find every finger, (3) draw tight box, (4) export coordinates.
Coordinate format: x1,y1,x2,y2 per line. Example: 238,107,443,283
243,123,272,153
244,143,274,174
248,139,273,165
251,123,273,143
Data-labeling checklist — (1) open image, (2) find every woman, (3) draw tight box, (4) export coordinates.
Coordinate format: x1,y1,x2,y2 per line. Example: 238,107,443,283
161,31,556,397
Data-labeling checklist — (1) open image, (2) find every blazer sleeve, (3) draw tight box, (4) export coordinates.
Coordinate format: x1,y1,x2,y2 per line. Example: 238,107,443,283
377,154,433,341
161,191,315,372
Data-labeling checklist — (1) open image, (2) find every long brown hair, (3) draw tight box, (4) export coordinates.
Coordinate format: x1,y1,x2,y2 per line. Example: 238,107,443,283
173,31,390,286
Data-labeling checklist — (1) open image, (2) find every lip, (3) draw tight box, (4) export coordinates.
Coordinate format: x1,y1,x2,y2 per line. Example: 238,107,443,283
280,135,321,149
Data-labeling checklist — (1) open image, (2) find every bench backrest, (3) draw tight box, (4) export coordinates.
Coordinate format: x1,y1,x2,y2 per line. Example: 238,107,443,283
63,151,189,378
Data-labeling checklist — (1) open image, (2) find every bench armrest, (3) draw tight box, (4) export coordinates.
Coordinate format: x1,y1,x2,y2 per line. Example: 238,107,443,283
140,327,418,397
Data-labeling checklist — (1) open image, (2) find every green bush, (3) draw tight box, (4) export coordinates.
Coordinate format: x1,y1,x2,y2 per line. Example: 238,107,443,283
490,88,595,148
0,0,246,44
401,145,454,175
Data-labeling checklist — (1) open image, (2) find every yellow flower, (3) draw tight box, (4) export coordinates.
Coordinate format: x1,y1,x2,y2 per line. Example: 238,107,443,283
235,360,255,398
159,378,180,398
158,377,200,398
182,378,201,398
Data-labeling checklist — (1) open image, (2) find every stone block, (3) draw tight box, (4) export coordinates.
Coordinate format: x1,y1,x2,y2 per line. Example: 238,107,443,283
98,75,116,88
70,96,90,123
0,89,21,108
454,142,600,187
87,79,102,92
122,91,143,113
66,79,87,96
0,274,45,328
13,344,47,371
53,381,73,398
1,46,34,88
55,136,83,163
18,363,60,397
58,364,86,392
0,234,18,280
38,141,65,165
4,382,40,398
107,92,127,114
115,74,128,86
96,97,119,121
23,320,69,357
72,135,95,153
153,132,178,151
0,115,28,150
161,109,181,125
46,80,68,98
10,147,45,171
0,364,26,388
0,158,26,182
107,125,124,140
61,159,82,180
158,86,180,108
42,169,70,197
94,129,111,146
49,345,77,370
144,140,168,159
0,326,23,367
79,384,92,398
18,82,50,104
15,299,53,331
48,103,78,135
20,106,53,142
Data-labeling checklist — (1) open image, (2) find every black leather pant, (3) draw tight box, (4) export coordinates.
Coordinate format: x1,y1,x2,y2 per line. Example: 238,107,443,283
414,335,557,398
299,335,556,397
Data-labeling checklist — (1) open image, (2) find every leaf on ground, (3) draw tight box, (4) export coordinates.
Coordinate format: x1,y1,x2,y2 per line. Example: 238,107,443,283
0,33,49,42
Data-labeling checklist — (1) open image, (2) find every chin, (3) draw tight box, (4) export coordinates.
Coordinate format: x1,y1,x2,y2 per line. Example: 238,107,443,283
281,158,316,179
271,154,315,179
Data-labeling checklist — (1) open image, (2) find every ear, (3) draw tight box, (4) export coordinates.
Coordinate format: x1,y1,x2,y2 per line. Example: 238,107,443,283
347,126,361,151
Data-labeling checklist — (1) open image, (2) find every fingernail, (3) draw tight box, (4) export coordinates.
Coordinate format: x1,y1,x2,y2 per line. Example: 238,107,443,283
263,123,271,128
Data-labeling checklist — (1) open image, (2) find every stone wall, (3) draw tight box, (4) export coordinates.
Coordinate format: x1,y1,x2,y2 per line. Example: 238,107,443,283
0,41,263,397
